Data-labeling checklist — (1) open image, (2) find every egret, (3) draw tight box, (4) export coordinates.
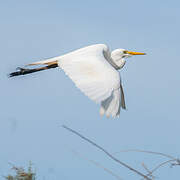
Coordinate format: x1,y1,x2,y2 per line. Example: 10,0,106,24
9,44,146,118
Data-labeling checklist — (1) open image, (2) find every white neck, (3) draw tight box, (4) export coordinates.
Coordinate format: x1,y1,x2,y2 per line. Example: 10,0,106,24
110,52,126,70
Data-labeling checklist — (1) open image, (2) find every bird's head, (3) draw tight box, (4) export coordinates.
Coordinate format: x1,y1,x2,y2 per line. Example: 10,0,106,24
111,49,146,69
111,49,146,59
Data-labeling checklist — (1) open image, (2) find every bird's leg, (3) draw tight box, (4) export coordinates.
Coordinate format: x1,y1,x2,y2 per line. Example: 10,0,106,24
9,63,58,77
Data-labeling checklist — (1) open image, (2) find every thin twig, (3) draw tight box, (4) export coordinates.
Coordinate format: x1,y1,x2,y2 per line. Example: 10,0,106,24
142,163,151,175
141,163,155,180
149,159,176,175
70,149,123,180
117,149,180,178
116,149,176,160
62,125,152,180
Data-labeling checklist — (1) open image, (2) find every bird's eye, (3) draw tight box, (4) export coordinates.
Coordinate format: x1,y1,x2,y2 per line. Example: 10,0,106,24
123,50,128,54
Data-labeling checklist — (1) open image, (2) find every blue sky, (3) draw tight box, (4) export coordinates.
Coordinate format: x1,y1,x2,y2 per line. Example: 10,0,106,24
1,0,180,179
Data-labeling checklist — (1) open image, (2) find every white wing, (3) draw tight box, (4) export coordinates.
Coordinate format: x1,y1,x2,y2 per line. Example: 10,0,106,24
26,44,125,117
58,44,123,117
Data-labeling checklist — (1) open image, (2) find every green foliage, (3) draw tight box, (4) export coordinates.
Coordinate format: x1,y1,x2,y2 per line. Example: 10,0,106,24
4,162,35,180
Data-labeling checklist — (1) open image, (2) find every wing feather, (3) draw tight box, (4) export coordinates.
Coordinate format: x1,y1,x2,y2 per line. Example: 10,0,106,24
58,44,120,104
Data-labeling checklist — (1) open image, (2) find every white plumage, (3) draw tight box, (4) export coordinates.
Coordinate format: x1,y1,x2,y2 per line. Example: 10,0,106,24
10,44,146,118
58,44,122,117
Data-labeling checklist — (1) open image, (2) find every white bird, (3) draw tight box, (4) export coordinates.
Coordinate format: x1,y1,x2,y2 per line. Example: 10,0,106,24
10,44,146,118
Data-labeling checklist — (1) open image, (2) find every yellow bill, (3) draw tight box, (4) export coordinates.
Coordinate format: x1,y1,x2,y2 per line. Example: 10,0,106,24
126,51,146,55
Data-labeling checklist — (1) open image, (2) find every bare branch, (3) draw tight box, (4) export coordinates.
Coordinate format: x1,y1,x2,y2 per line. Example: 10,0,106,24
62,125,152,180
116,149,180,178
142,163,151,175
116,149,176,160
70,149,123,180
115,149,177,160
141,163,156,180
149,159,176,175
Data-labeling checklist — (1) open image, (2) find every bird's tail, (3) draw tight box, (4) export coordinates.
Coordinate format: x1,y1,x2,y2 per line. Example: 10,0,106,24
99,84,126,118
9,58,59,77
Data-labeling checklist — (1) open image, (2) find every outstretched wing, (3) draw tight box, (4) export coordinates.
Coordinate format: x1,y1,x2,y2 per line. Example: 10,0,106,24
10,43,125,117
58,44,120,104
